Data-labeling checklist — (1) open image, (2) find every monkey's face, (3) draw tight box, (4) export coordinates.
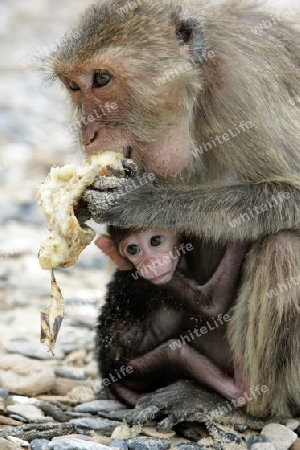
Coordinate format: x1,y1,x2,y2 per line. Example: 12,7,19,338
119,229,180,284
51,2,203,178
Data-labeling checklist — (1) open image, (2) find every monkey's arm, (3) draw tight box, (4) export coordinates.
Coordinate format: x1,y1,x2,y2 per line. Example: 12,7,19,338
166,244,247,317
84,179,300,242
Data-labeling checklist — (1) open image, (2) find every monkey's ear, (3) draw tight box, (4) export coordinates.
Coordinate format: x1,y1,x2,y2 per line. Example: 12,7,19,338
172,10,207,62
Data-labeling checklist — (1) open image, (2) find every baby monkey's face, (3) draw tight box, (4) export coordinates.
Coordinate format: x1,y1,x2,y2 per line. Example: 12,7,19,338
119,229,180,284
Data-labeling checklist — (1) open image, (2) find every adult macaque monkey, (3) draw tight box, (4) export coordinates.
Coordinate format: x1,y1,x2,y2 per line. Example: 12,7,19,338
97,227,247,406
46,0,300,420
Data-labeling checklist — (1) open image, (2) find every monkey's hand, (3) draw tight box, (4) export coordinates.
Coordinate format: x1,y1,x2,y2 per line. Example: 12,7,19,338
128,380,227,431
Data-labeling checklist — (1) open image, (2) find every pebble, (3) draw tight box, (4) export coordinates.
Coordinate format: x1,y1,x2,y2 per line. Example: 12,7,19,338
111,425,142,441
98,409,132,422
49,438,111,449
0,388,9,399
251,444,275,450
0,437,20,450
38,403,68,422
75,400,125,414
141,427,175,440
234,424,249,433
69,417,120,433
30,439,50,450
9,395,39,405
0,415,22,426
174,444,205,449
247,435,270,448
291,438,300,450
5,338,65,360
262,424,298,450
0,354,55,396
109,440,129,449
286,419,300,431
7,404,50,423
55,367,87,380
127,437,171,450
52,377,93,397
58,327,95,353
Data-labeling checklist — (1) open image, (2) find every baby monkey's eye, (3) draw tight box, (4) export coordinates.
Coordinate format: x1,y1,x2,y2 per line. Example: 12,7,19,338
150,235,165,247
69,80,80,91
126,244,140,255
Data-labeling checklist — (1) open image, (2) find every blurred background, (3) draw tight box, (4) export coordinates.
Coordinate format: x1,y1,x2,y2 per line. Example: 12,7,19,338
0,0,295,353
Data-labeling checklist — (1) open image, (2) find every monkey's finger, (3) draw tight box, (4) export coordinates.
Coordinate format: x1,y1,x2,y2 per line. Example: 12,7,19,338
128,405,161,425
93,175,125,190
122,158,139,178
156,414,180,432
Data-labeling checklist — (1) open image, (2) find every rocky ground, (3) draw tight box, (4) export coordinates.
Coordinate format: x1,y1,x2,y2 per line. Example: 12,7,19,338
0,0,299,449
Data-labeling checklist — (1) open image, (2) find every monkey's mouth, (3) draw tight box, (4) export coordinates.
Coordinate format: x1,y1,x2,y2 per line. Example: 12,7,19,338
123,146,132,159
149,271,173,285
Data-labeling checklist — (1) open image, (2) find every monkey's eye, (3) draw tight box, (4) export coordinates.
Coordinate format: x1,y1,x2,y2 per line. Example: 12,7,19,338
150,236,165,247
94,71,112,88
68,80,80,91
126,244,140,255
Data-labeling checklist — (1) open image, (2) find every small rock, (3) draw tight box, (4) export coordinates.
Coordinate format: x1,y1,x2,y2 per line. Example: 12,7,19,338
291,438,300,450
247,434,270,449
9,395,38,405
30,439,50,450
0,388,9,399
234,424,249,433
75,400,125,414
262,424,297,450
5,338,64,360
58,327,95,353
286,420,300,431
127,437,171,450
52,377,93,397
9,414,28,423
65,349,87,367
111,425,141,441
69,417,120,433
0,437,20,450
38,403,68,422
251,444,275,450
0,415,21,426
7,436,29,447
175,444,205,449
49,438,110,449
7,404,50,423
55,367,87,380
0,355,55,396
142,426,175,440
109,441,128,450
98,409,132,422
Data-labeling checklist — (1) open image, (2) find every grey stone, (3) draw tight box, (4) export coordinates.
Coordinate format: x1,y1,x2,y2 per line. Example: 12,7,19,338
0,437,21,450
38,403,68,422
49,438,110,450
127,437,171,450
0,388,9,399
55,367,87,380
247,435,270,449
69,417,120,433
262,424,297,450
109,440,129,449
175,444,206,449
251,444,276,450
30,439,50,450
98,409,132,421
7,404,50,423
5,338,65,360
75,400,125,414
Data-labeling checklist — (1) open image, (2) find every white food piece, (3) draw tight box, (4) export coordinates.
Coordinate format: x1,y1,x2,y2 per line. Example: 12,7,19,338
37,151,123,269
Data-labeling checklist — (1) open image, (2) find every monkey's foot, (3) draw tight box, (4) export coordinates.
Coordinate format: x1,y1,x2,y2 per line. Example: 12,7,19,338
128,380,270,432
128,380,224,431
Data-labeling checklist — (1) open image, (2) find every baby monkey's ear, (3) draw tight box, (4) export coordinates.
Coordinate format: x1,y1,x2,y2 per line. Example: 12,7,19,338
95,235,133,270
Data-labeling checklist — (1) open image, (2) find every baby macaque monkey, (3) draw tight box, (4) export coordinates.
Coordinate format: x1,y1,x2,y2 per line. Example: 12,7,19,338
97,227,248,405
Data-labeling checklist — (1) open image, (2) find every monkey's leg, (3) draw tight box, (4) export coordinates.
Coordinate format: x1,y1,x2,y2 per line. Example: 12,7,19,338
167,244,247,317
230,230,300,417
128,340,246,403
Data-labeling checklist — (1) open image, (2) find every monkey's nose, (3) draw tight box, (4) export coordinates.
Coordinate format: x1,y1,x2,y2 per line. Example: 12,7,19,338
81,128,98,146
